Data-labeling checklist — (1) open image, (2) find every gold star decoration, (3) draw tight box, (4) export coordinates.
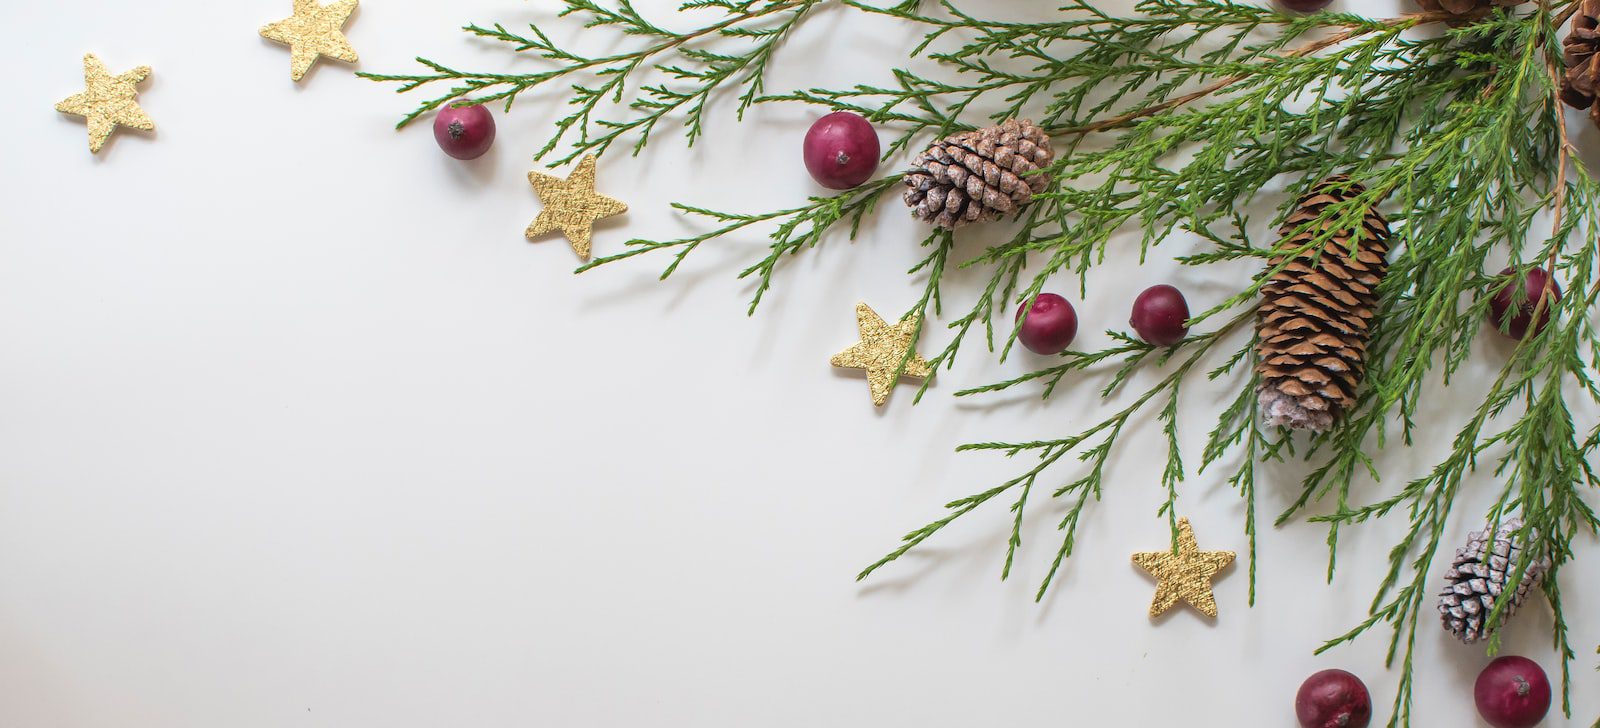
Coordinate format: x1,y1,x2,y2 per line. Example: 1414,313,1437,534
55,54,154,153
830,302,932,407
260,0,360,82
1132,517,1235,619
525,155,629,260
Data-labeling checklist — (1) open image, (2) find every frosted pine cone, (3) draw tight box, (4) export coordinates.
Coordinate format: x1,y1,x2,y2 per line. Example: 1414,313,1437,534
903,119,1055,229
1256,176,1390,432
1438,519,1551,644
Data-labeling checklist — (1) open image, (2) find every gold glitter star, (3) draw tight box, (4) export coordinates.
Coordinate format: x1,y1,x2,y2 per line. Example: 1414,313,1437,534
1132,517,1235,619
260,0,360,82
525,155,629,260
55,54,154,153
830,302,932,407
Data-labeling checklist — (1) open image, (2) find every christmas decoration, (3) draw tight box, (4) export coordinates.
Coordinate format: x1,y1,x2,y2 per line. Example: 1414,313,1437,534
1130,285,1191,347
903,118,1054,229
434,102,496,160
830,302,931,407
1277,0,1335,12
1487,267,1562,340
1130,518,1234,619
55,53,154,154
1014,293,1078,355
1295,669,1372,728
803,111,879,190
1256,176,1390,433
1438,519,1551,644
370,2,1600,723
1562,0,1600,126
260,0,360,82
525,154,628,260
1475,656,1552,728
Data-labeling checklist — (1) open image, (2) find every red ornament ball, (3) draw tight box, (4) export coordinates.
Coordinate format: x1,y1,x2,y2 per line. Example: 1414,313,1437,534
1487,267,1561,340
433,102,496,160
1130,284,1191,346
1295,669,1372,728
1276,0,1333,12
1015,293,1078,355
1475,656,1551,728
803,111,880,190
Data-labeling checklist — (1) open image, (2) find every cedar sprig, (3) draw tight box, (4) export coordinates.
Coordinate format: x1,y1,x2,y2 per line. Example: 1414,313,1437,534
360,0,823,165
576,174,905,313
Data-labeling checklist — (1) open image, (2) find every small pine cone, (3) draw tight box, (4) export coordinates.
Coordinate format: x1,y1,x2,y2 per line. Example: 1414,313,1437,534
1438,519,1551,644
903,119,1055,229
1562,0,1600,125
1414,0,1525,22
1256,176,1390,432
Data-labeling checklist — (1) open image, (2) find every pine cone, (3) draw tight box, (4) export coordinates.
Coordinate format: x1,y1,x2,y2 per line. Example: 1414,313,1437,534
903,119,1055,229
1256,176,1390,432
1438,519,1551,644
1414,0,1525,22
1562,0,1600,125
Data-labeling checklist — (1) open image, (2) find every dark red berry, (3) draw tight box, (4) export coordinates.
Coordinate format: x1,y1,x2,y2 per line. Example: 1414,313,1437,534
803,111,880,190
1130,284,1191,346
1014,293,1078,355
1276,0,1333,12
1487,267,1561,340
433,102,496,160
1475,656,1551,728
1295,669,1372,728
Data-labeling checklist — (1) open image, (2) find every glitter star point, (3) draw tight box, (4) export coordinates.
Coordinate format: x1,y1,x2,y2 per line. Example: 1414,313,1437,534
55,54,154,153
525,155,629,260
830,302,932,407
1132,517,1235,619
260,0,360,82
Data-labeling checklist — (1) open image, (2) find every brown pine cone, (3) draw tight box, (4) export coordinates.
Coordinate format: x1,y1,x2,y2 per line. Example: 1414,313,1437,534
1256,176,1391,432
903,119,1055,229
1415,0,1525,21
1562,0,1600,125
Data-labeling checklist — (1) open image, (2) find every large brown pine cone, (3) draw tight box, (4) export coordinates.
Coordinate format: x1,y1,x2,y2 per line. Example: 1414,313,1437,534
1438,519,1551,644
1562,0,1600,125
1256,176,1390,432
903,119,1055,229
1415,0,1525,21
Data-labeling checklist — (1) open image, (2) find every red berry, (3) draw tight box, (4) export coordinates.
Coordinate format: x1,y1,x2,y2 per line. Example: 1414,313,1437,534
1014,293,1078,355
1487,267,1561,340
433,102,496,160
1475,656,1551,728
1277,0,1333,12
803,111,880,190
1295,669,1372,728
1130,284,1191,346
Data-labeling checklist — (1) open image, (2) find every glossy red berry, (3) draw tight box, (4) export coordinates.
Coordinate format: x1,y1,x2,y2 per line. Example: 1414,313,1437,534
1295,669,1372,728
1475,656,1551,728
433,102,496,160
1487,267,1561,340
1015,293,1078,355
803,111,880,190
1276,0,1334,12
1130,284,1191,346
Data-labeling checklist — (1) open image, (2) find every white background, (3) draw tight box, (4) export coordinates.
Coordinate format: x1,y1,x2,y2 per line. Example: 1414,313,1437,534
1,0,1596,725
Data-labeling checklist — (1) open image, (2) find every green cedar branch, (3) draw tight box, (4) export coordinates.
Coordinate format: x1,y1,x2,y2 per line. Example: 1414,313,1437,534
360,0,825,166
